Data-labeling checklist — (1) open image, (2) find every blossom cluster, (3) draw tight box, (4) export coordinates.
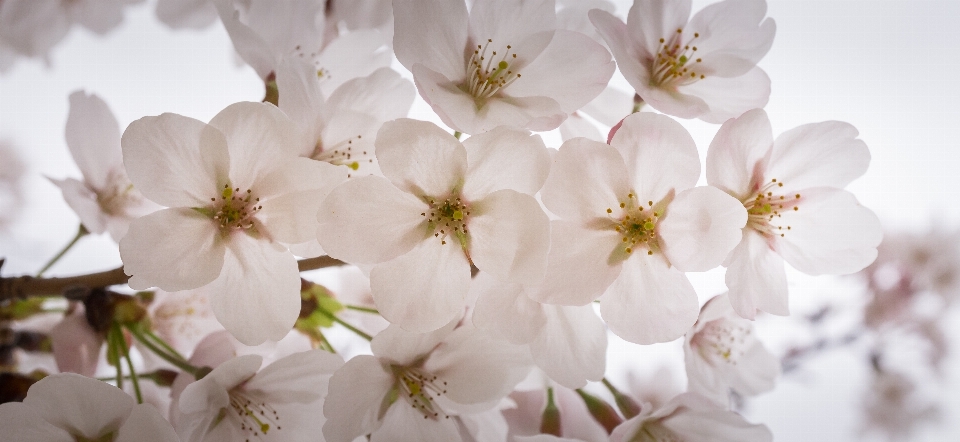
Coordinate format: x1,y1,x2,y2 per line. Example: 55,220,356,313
0,0,887,441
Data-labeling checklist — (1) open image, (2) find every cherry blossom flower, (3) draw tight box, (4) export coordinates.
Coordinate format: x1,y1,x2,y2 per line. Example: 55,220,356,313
393,0,615,134
0,0,141,66
50,91,157,242
276,58,415,176
322,321,531,442
0,373,179,442
171,349,343,442
215,0,391,96
590,0,775,123
119,101,348,345
684,293,779,406
49,305,103,377
534,112,746,344
471,272,607,389
318,119,551,333
610,392,772,442
705,108,882,319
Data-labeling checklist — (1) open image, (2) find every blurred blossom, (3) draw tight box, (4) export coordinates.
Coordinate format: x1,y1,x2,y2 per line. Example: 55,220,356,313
860,370,939,441
0,140,25,231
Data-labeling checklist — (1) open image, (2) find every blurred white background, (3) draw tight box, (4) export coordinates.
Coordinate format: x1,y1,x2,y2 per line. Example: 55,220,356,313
2,0,959,440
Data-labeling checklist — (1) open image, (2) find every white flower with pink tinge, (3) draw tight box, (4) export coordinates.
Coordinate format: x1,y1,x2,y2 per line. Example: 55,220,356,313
610,393,772,442
706,108,882,319
318,119,551,333
684,293,779,407
393,0,615,135
590,0,775,123
119,101,348,345
0,373,179,442
322,321,531,442
50,91,157,242
172,349,343,442
533,112,746,344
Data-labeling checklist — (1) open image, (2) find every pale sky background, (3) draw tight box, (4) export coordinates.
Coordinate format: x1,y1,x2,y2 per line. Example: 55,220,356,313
1,0,959,440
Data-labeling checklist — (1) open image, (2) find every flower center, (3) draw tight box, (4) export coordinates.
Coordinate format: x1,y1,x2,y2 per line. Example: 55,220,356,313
208,184,261,232
607,193,663,257
743,178,800,238
392,365,451,420
228,389,283,439
690,318,753,366
421,196,470,248
96,170,141,217
311,134,374,178
463,39,522,101
651,28,705,89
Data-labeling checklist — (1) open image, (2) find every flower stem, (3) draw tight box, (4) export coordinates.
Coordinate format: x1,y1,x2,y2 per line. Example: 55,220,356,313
128,326,202,377
116,324,144,404
141,328,186,361
316,305,372,341
344,304,380,314
36,225,88,277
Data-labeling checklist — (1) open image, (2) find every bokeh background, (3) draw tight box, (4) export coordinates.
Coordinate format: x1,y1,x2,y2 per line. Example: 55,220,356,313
2,0,959,440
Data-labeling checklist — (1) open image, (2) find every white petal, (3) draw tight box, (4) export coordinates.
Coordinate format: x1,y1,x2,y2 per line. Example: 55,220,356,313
425,325,531,405
681,67,771,124
315,30,394,97
370,239,470,333
686,0,775,76
774,187,882,275
49,308,102,377
370,401,462,442
659,186,746,272
121,112,229,208
50,177,107,235
375,118,467,197
541,137,631,222
322,355,394,442
114,404,179,442
371,320,458,366
256,158,348,244
276,56,326,153
600,255,699,344
726,341,779,397
317,175,427,264
208,101,301,189
325,67,416,125
724,229,789,318
661,393,772,442
207,235,302,345
580,86,636,128
767,120,871,192
393,0,468,80
24,373,133,439
588,10,651,110
461,127,550,200
0,403,72,442
705,108,773,198
469,0,555,48
626,0,692,60
245,350,345,404
179,356,260,415
531,305,607,389
507,30,615,113
532,221,623,306
469,189,550,284
65,91,122,190
471,274,546,345
120,208,224,291
559,114,604,143
609,112,701,202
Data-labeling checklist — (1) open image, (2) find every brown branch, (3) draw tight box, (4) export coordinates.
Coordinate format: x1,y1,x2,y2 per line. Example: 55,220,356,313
0,256,345,303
